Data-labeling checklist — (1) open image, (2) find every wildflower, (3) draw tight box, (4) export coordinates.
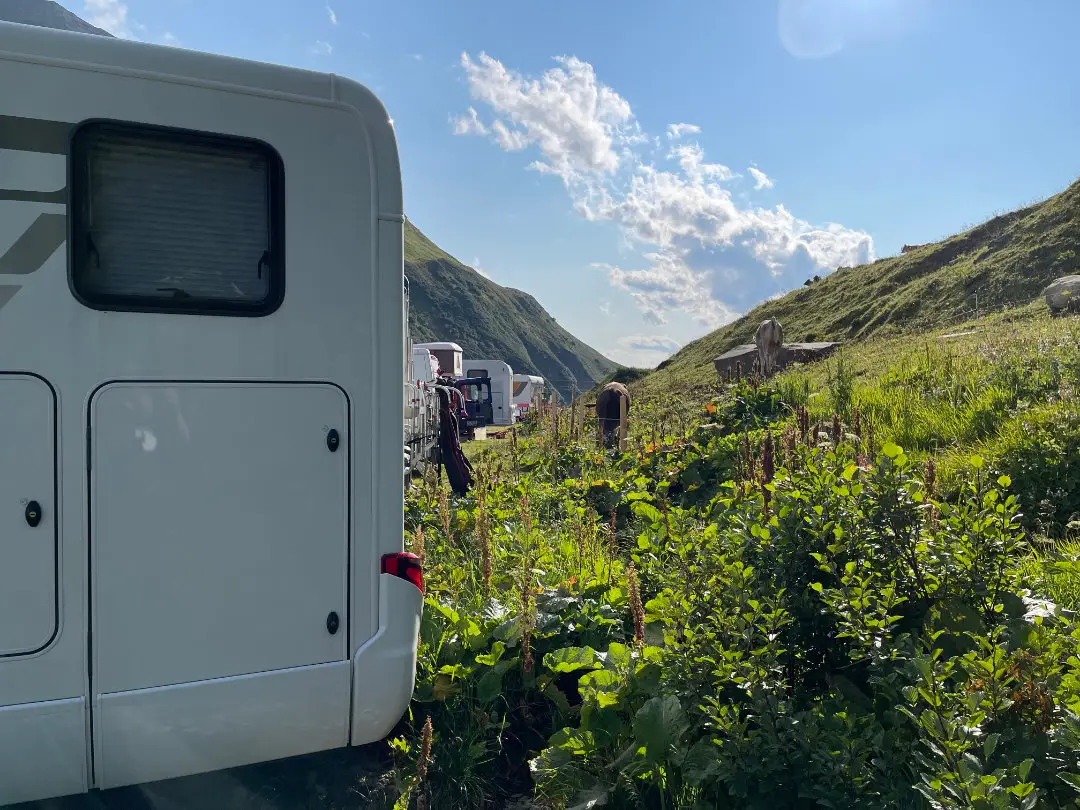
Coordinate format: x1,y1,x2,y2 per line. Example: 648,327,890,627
627,562,645,647
797,405,811,444
761,431,775,485
520,493,532,535
478,490,491,597
519,550,535,675
852,405,862,441
924,457,936,500
437,486,452,545
832,412,842,445
415,714,434,810
412,525,426,566
574,512,585,572
761,431,775,512
742,433,757,484
783,426,797,466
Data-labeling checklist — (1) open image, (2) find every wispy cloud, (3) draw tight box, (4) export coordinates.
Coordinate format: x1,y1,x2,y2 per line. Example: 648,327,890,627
749,166,774,190
161,31,179,46
326,5,338,25
666,123,701,140
472,258,490,279
409,53,424,62
313,40,333,56
453,52,873,329
599,302,611,316
607,335,682,368
83,0,134,38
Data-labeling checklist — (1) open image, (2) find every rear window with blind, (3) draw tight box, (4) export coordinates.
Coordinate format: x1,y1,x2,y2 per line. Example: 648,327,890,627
69,121,284,316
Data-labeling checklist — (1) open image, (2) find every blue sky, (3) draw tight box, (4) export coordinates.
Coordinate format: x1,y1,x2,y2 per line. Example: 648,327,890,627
81,0,1080,367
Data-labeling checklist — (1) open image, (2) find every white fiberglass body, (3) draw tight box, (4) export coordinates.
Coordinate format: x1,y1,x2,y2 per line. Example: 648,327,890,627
0,19,421,805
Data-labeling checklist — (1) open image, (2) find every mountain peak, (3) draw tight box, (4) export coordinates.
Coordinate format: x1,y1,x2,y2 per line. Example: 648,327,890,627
0,0,114,37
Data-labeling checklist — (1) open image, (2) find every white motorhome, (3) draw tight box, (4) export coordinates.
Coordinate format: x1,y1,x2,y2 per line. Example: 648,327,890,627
464,358,516,426
414,340,462,378
0,20,422,806
513,373,546,416
404,338,439,477
412,346,439,384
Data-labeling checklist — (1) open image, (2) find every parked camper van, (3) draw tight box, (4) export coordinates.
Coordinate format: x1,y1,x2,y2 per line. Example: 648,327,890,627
0,20,421,805
412,347,439,384
464,358,516,426
414,341,463,378
513,373,546,416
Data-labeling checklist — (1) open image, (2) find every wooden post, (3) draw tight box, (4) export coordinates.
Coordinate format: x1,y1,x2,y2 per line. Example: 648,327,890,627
618,393,628,452
570,383,577,441
549,391,558,451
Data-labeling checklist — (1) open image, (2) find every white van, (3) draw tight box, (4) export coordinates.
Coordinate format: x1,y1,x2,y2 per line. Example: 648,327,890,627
0,19,422,805
513,373,546,416
412,347,439,384
414,340,463,378
463,359,516,426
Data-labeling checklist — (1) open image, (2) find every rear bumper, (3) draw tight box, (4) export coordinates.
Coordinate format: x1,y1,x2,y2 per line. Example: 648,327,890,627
349,572,424,745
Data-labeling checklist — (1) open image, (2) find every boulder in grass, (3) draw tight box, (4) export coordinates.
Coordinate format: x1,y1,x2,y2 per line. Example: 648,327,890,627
1043,275,1080,316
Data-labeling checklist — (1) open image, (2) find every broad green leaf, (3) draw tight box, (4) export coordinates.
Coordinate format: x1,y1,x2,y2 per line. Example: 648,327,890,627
682,737,722,786
605,642,633,672
544,646,600,674
475,641,506,667
580,668,622,696
882,442,903,458
633,695,689,764
476,664,507,703
1058,773,1080,793
969,454,984,469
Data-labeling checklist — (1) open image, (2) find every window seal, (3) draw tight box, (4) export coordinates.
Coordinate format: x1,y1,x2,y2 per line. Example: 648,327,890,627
67,118,286,318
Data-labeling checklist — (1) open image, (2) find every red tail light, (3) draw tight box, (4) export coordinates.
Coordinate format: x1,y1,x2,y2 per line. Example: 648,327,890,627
381,552,424,593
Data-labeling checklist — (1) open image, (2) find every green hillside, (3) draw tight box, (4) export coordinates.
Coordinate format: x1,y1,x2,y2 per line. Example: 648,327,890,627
647,175,1080,389
405,220,617,398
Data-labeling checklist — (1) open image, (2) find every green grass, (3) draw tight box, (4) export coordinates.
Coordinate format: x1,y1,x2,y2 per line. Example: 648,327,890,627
405,220,618,399
394,332,1080,807
648,175,1080,390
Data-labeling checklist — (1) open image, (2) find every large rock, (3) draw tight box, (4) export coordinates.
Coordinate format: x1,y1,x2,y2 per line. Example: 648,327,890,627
713,341,840,379
1043,276,1080,315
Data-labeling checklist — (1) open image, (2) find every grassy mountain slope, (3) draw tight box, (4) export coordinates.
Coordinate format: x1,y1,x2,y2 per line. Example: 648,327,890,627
648,175,1080,389
405,220,617,397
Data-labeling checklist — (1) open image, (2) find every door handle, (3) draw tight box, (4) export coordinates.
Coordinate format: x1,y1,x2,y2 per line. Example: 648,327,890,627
25,500,42,528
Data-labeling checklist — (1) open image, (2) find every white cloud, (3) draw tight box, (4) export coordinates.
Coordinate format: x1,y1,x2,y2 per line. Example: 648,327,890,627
161,31,179,46
749,166,774,190
666,123,701,140
452,107,488,136
313,40,333,56
409,54,424,62
326,5,338,25
454,53,874,329
599,302,611,316
84,0,133,38
454,51,640,182
595,252,739,329
471,258,490,279
607,335,682,368
669,143,735,183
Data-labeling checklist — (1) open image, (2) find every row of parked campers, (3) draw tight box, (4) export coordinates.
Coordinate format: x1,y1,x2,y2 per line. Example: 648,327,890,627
410,342,545,437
